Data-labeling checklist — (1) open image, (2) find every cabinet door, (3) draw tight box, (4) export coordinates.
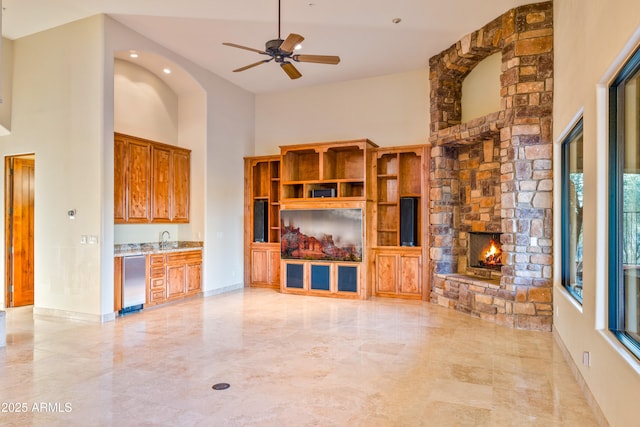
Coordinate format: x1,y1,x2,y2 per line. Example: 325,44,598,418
151,145,171,222
127,140,151,222
114,137,127,223
251,249,269,284
171,149,190,222
399,254,421,295
375,253,397,294
186,262,202,294
166,264,186,300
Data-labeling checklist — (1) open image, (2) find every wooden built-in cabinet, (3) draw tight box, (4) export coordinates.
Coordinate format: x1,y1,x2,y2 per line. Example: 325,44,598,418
146,250,202,307
244,155,281,288
278,139,377,299
114,133,190,224
372,145,429,300
244,139,429,301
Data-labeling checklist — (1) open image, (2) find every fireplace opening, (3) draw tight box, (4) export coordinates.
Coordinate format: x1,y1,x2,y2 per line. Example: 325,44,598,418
469,232,503,271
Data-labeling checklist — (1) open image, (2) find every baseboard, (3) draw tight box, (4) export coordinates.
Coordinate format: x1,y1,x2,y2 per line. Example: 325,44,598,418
552,328,609,427
202,282,244,297
33,306,115,323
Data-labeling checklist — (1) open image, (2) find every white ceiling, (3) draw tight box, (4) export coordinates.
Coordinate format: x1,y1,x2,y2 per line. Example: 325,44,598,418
2,0,533,94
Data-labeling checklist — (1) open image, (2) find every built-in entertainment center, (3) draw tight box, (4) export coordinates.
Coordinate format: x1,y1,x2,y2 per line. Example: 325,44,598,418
244,139,430,300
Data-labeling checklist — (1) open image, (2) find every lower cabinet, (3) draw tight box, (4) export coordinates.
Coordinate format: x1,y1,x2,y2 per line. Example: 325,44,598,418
250,243,280,288
374,248,423,299
147,249,202,306
281,260,362,299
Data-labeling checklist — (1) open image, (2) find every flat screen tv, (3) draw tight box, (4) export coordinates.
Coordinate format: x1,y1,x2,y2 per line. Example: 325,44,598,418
280,208,363,262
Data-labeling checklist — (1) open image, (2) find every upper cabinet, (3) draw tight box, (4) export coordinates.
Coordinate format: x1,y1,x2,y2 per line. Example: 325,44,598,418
280,139,378,201
115,133,191,224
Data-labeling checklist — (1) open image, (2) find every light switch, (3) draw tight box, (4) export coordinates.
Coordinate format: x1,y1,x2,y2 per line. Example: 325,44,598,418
80,235,87,244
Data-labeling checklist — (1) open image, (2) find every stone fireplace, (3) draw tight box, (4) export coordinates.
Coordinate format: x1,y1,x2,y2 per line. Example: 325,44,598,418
428,1,554,331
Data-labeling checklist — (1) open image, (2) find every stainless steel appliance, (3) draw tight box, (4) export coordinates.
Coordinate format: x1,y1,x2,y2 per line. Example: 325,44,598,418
122,255,146,314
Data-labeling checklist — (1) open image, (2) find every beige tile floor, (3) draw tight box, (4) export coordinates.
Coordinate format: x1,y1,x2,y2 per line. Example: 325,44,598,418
1,288,599,426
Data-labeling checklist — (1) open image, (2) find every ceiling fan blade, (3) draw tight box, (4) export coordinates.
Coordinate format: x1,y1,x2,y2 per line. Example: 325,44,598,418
281,62,302,79
222,42,267,55
279,33,304,53
233,59,273,72
293,54,341,65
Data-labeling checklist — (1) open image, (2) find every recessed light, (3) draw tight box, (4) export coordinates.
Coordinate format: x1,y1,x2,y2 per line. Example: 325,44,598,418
163,68,171,74
129,51,139,58
392,18,402,24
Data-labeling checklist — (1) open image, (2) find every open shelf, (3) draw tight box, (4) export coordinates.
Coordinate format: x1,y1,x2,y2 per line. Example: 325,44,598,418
282,149,319,182
280,140,376,202
323,145,365,180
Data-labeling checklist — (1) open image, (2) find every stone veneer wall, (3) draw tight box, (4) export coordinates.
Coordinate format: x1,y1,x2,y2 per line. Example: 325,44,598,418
429,1,554,331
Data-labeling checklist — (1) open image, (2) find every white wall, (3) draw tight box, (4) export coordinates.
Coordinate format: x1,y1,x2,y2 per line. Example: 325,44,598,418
255,69,429,154
114,59,179,143
553,1,640,426
0,16,105,317
0,37,13,135
461,52,501,123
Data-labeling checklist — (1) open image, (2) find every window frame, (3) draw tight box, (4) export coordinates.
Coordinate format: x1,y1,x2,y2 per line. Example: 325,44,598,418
608,45,640,359
561,118,584,303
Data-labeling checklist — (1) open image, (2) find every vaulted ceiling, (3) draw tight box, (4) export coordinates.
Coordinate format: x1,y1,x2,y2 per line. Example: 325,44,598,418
2,0,533,93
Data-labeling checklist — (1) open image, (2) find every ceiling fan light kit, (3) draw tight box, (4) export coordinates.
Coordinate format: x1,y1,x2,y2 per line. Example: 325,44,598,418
223,0,340,80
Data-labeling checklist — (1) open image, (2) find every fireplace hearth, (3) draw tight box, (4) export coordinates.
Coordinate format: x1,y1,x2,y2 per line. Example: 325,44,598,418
469,232,502,271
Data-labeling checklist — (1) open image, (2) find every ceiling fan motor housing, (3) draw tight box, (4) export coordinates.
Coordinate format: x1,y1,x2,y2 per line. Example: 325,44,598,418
266,39,288,61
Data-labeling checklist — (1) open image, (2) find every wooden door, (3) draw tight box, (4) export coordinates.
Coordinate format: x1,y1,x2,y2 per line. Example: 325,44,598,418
6,157,35,307
151,145,171,222
171,149,190,222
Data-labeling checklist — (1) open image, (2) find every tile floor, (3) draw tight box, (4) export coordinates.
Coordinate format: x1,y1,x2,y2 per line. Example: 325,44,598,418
1,288,600,426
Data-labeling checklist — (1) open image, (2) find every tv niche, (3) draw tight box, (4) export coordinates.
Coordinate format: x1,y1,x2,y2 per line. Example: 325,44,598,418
280,208,363,262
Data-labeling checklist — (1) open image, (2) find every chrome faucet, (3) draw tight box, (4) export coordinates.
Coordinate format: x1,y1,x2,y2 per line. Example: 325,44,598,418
160,230,171,249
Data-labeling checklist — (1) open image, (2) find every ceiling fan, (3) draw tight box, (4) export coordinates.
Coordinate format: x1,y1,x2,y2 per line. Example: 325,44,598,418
222,0,341,80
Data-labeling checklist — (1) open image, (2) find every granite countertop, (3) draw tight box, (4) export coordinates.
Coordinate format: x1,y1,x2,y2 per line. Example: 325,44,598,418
114,241,203,257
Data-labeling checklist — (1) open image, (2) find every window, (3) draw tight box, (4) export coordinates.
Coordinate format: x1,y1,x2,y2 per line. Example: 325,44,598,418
561,118,584,303
609,46,640,358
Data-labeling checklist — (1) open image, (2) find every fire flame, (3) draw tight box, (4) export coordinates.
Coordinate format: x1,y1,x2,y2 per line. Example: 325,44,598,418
483,239,502,266
486,243,498,258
